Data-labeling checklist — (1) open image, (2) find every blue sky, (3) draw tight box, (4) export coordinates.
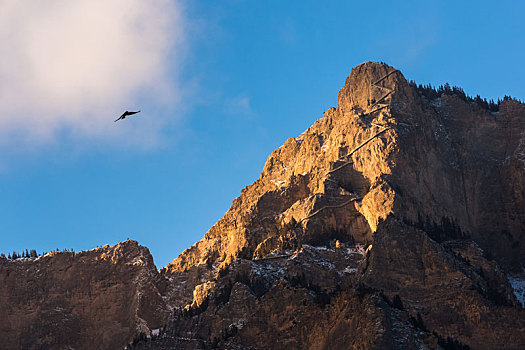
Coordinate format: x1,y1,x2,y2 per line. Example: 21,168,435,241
1,1,524,268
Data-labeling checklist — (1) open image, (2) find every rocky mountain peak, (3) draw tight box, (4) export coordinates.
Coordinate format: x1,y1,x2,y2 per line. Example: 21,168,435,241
95,239,154,267
164,61,524,277
338,61,415,116
1,61,524,349
141,62,523,349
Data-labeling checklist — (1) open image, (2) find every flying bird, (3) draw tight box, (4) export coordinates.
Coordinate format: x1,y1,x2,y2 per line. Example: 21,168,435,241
115,110,141,122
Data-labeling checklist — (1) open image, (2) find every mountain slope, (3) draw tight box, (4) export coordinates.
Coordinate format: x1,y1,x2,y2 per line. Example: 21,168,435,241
165,62,524,277
136,61,525,349
1,61,524,349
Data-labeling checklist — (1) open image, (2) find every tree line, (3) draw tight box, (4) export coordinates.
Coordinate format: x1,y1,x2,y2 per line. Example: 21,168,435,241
409,80,522,112
1,248,75,260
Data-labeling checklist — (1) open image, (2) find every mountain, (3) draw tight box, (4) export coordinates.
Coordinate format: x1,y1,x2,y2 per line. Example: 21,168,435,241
0,241,169,349
1,61,524,349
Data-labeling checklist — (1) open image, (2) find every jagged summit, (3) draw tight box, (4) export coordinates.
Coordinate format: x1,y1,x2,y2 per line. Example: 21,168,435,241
1,61,524,349
338,61,415,115
164,62,405,272
165,60,524,276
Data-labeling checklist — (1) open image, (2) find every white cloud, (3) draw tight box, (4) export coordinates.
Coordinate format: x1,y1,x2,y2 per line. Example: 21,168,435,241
0,1,186,148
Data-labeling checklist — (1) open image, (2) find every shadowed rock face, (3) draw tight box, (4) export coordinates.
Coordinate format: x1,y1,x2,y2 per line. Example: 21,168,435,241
1,62,524,349
0,241,170,350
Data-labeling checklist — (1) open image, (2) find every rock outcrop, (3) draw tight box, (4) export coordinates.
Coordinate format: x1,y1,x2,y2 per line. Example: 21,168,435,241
1,61,524,349
0,241,170,349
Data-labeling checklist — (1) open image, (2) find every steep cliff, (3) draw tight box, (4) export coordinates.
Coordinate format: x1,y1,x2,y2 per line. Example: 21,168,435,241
164,62,524,276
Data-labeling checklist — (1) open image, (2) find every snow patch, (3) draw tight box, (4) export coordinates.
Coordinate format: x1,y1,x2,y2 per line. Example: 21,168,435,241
270,179,286,187
231,318,247,330
295,130,307,143
346,244,365,256
343,266,358,274
303,244,334,252
316,260,336,270
251,260,286,279
508,271,525,308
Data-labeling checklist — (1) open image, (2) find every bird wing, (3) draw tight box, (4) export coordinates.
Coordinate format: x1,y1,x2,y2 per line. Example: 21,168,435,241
114,110,140,122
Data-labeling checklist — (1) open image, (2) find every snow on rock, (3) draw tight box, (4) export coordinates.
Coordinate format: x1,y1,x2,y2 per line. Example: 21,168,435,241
344,244,366,257
508,271,525,308
270,179,286,187
302,244,334,252
343,266,358,274
231,318,247,330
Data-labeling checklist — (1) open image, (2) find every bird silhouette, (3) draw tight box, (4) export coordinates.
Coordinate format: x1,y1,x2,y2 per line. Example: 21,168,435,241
115,110,140,122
